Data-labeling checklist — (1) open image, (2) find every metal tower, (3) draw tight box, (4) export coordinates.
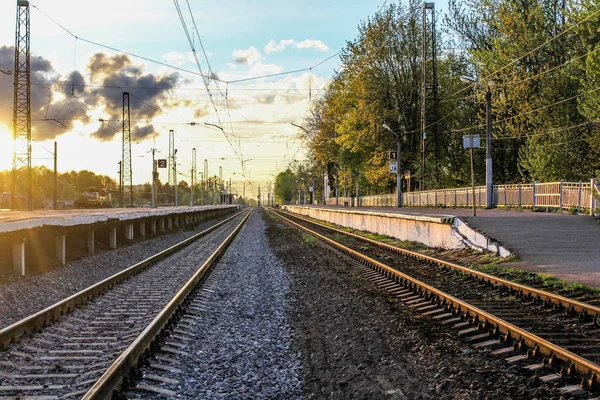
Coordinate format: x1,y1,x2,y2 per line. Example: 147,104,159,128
420,2,438,190
204,159,208,183
121,92,133,207
191,148,196,205
168,130,175,186
12,0,31,210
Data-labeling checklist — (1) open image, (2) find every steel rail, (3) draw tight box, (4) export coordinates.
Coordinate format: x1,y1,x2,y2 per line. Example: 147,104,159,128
269,208,600,379
0,208,247,350
82,208,252,400
272,208,600,317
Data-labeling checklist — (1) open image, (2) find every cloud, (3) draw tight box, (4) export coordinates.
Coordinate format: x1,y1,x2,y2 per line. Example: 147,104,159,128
161,52,188,67
230,47,261,66
296,39,329,52
132,125,157,140
264,39,296,54
264,39,329,54
0,46,88,141
161,51,198,67
84,52,181,142
249,63,283,77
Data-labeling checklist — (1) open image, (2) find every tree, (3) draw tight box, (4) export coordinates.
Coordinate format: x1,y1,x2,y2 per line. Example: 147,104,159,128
275,169,296,204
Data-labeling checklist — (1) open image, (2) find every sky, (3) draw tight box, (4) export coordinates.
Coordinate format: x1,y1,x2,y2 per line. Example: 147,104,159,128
0,0,448,198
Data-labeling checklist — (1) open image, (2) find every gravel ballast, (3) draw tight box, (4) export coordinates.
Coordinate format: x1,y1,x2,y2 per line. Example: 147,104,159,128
0,211,239,329
264,209,559,399
133,209,304,399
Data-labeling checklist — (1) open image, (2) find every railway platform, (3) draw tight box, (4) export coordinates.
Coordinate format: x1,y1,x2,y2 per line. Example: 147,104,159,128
289,205,600,288
0,205,239,276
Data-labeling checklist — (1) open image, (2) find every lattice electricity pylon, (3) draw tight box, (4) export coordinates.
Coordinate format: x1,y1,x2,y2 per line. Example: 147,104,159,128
122,92,133,207
168,130,175,186
12,0,31,210
191,148,196,205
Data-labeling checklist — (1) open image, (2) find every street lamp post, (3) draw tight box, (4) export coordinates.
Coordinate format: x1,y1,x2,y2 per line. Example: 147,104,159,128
383,123,402,208
460,75,493,209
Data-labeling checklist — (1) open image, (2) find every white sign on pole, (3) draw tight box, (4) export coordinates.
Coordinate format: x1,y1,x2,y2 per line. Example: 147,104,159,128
463,134,481,149
389,160,398,174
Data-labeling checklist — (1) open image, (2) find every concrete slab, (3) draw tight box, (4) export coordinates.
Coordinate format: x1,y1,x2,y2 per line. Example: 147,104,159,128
310,205,600,288
0,206,236,233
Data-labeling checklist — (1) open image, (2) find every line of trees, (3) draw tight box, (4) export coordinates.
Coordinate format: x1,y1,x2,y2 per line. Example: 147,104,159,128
298,0,600,198
0,167,245,209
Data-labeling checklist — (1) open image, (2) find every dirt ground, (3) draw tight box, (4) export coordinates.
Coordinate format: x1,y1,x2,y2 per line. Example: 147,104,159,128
262,209,561,400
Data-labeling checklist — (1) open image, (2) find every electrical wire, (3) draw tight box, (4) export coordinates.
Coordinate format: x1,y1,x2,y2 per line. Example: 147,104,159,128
448,7,600,100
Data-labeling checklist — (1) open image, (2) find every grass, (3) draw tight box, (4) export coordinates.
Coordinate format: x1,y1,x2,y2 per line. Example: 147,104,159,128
300,233,318,245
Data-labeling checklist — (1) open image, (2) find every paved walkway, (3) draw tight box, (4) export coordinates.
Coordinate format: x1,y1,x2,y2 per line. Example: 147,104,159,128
317,205,600,288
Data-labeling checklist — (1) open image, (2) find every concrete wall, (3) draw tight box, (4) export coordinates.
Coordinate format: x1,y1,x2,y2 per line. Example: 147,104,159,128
282,205,512,257
282,206,456,249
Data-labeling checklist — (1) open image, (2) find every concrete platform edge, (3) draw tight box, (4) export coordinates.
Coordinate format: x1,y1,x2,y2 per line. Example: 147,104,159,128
282,205,512,258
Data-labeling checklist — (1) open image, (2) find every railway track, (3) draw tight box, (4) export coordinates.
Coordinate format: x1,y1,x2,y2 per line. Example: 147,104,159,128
0,208,251,399
269,207,600,398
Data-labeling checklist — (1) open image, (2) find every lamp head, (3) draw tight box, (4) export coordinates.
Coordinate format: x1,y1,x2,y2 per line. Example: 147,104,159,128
382,123,391,131
459,75,477,84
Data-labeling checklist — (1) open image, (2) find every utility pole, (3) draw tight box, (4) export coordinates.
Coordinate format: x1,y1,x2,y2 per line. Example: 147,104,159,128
228,177,231,204
421,2,436,190
204,159,208,205
469,135,476,217
336,167,339,206
13,0,31,210
53,141,57,210
191,148,196,206
118,161,123,207
219,166,223,204
243,182,245,204
383,124,403,207
174,149,178,206
150,148,158,208
122,92,133,207
168,130,176,206
258,185,261,207
486,89,493,209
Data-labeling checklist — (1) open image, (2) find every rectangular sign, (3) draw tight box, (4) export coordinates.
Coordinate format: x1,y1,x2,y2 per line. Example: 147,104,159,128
463,135,480,149
389,160,398,174
389,151,397,160
309,184,314,193
157,159,167,168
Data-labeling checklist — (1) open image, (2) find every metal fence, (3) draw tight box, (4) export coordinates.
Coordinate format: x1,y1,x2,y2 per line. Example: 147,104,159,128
323,179,599,214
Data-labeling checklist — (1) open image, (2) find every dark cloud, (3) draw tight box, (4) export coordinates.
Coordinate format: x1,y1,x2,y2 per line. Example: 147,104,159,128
0,46,87,141
87,53,131,77
85,52,180,141
132,125,157,141
92,123,117,141
0,48,189,143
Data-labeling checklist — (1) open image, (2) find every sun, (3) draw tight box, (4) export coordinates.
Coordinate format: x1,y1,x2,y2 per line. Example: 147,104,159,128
0,125,13,171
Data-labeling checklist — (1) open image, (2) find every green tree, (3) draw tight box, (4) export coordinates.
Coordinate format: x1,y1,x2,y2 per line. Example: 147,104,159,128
275,169,296,204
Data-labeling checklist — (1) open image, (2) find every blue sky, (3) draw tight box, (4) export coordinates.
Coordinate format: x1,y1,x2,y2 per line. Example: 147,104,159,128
0,0,449,197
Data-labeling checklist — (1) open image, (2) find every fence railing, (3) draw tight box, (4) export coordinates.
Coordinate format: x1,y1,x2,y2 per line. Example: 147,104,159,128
323,179,598,215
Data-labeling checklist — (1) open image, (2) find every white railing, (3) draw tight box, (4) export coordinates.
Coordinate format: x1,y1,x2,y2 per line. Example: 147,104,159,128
323,179,598,212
